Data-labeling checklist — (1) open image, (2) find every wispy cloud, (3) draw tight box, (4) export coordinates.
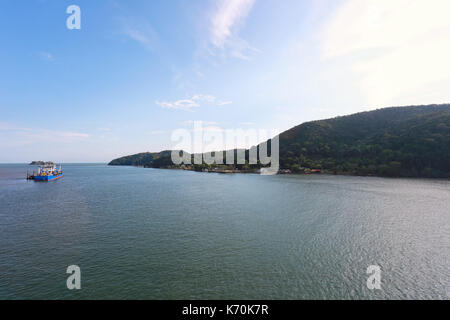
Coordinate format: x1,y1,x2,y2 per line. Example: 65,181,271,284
209,0,258,60
156,99,200,112
156,94,232,111
180,120,219,126
217,101,232,106
120,18,158,51
191,94,216,103
211,0,256,47
0,122,89,147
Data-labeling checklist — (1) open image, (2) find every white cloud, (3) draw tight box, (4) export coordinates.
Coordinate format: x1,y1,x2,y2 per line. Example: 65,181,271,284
57,132,90,139
181,120,218,126
210,0,257,60
217,101,232,106
121,19,158,51
321,0,450,106
156,99,200,111
192,94,233,106
156,94,232,111
0,122,89,147
191,94,216,103
192,94,232,106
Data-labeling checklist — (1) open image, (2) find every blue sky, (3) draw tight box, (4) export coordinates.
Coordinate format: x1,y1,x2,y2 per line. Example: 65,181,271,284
1,0,450,162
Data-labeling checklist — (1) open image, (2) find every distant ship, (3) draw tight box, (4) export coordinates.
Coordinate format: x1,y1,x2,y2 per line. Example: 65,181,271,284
27,164,63,181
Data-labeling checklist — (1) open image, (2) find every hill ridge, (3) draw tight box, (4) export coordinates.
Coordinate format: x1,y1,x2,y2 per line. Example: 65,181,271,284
109,104,450,178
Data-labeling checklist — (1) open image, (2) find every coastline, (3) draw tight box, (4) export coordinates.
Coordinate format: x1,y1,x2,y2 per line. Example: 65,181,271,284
108,164,450,180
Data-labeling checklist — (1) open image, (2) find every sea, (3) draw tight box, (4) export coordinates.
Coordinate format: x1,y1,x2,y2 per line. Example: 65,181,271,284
0,163,449,299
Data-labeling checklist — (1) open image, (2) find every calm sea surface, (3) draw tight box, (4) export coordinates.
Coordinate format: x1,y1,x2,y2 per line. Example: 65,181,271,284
0,164,449,299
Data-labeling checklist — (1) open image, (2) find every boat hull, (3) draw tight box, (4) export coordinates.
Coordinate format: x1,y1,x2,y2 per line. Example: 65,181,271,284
33,173,63,181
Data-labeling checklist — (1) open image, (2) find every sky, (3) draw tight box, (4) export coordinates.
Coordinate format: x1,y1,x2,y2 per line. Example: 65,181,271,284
1,0,450,162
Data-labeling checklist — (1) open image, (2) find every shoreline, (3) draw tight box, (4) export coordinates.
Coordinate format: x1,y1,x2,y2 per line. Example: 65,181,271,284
107,164,450,180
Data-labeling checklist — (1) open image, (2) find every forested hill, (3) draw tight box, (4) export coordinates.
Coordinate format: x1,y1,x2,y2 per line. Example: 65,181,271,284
278,104,450,177
108,150,174,167
109,104,450,178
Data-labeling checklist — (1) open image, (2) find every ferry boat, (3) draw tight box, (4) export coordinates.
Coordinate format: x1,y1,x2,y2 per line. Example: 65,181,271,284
27,164,63,181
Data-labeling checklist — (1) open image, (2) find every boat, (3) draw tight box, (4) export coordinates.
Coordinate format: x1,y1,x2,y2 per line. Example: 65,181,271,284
27,164,63,181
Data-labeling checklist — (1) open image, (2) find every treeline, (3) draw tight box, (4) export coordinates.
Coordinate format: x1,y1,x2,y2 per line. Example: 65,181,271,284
109,104,450,178
278,104,450,178
109,151,172,167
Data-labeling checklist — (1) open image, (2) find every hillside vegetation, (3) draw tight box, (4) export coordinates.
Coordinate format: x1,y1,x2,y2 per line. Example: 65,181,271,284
109,104,450,178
